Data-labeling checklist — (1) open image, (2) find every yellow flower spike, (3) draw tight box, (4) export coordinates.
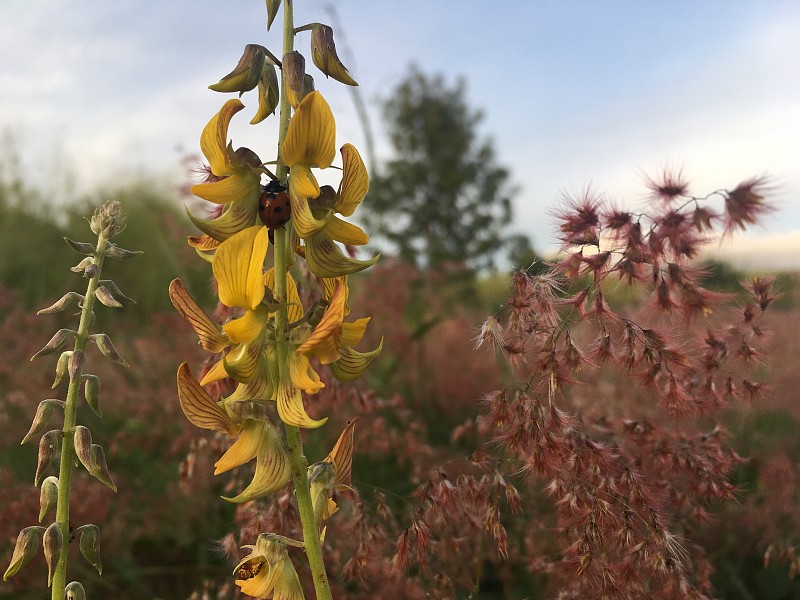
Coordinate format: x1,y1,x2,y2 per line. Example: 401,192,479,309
223,306,269,345
213,226,269,309
199,358,228,386
335,144,369,217
304,231,380,278
340,317,370,347
214,419,264,475
330,338,384,382
222,421,291,503
296,281,346,363
326,216,369,246
200,99,245,176
277,377,327,429
288,165,331,239
176,363,239,437
264,269,304,323
281,91,336,169
288,352,325,394
168,278,230,353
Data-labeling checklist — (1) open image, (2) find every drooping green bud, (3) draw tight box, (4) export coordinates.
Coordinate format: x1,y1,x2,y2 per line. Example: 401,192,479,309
75,524,102,575
250,62,280,125
310,23,358,86
74,428,117,492
31,329,76,360
73,425,93,468
65,581,87,600
3,526,44,581
103,242,142,260
43,522,63,587
63,237,95,256
90,200,126,238
52,351,73,388
70,256,94,274
266,0,281,30
89,334,129,367
210,44,266,94
83,263,100,279
94,286,123,308
37,292,84,315
83,374,102,417
68,349,84,380
98,279,135,305
35,430,62,486
39,476,59,523
283,51,306,109
21,399,65,445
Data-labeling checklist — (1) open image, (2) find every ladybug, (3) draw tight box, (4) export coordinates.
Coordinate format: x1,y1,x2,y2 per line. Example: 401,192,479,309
258,179,291,229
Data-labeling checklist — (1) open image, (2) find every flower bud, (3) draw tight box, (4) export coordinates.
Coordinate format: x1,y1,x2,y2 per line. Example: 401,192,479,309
283,51,306,109
209,44,266,94
39,476,59,523
92,446,117,492
31,329,76,361
52,351,73,388
83,263,100,279
250,62,280,124
310,24,358,86
21,399,65,445
63,237,96,256
94,285,123,308
70,257,94,273
68,350,84,380
65,581,87,600
266,0,281,30
89,333,129,367
76,524,102,575
43,522,63,587
37,292,84,315
98,279,135,305
83,374,102,417
3,526,44,581
35,430,62,486
90,201,126,237
103,242,142,260
73,425,93,469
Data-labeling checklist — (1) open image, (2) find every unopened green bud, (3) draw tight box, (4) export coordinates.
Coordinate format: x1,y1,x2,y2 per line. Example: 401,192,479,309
21,399,65,445
3,526,44,581
89,445,117,492
83,374,102,417
43,522,63,587
39,476,59,523
63,237,95,256
89,333,129,367
75,524,102,575
283,51,306,109
251,62,280,125
90,200,126,238
310,23,358,86
303,73,315,96
94,285,123,308
103,242,142,260
98,279,135,305
70,256,94,273
83,263,100,279
65,581,87,600
73,425,93,468
31,329,76,360
35,430,62,486
74,429,116,492
210,44,266,94
266,0,281,30
53,351,73,388
69,350,84,380
37,292,84,315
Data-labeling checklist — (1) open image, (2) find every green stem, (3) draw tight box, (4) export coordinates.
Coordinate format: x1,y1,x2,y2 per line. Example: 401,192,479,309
273,1,333,598
51,231,108,599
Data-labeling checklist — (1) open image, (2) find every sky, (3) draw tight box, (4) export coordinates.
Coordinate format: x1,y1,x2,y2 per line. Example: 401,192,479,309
1,0,799,267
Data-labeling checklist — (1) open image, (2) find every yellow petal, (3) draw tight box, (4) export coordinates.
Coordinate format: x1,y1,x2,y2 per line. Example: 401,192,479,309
223,307,268,345
223,340,262,383
224,353,274,403
324,418,357,487
322,276,350,316
200,99,244,176
214,419,263,475
263,269,304,323
296,281,346,362
168,278,230,353
281,91,335,169
213,226,268,309
222,423,291,503
190,163,261,205
335,144,368,217
304,231,379,278
237,566,276,598
277,377,327,429
186,198,260,243
271,556,305,600
187,234,221,251
199,358,228,386
288,165,331,239
326,216,368,245
341,317,370,348
176,363,238,436
330,338,383,382
289,352,325,394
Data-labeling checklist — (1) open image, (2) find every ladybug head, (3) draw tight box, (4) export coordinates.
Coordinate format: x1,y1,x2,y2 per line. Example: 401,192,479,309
263,179,287,194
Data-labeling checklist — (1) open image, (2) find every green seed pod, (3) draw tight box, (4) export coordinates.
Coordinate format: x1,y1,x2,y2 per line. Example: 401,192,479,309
35,430,62,486
65,581,87,600
89,333,129,367
37,292,84,315
63,237,96,255
52,351,73,388
21,399,65,445
83,374,102,417
103,242,142,260
31,329,76,361
43,522,63,587
2,526,44,581
39,476,59,523
75,524,102,575
98,280,135,305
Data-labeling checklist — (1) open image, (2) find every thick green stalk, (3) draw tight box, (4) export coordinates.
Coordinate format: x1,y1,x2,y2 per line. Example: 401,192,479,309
51,232,108,599
273,1,333,598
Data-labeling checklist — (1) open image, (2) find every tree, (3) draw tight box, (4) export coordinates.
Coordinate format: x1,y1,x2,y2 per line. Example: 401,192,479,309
365,67,514,272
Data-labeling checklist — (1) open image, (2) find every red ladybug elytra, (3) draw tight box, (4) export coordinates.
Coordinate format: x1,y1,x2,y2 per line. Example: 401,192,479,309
258,180,291,229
